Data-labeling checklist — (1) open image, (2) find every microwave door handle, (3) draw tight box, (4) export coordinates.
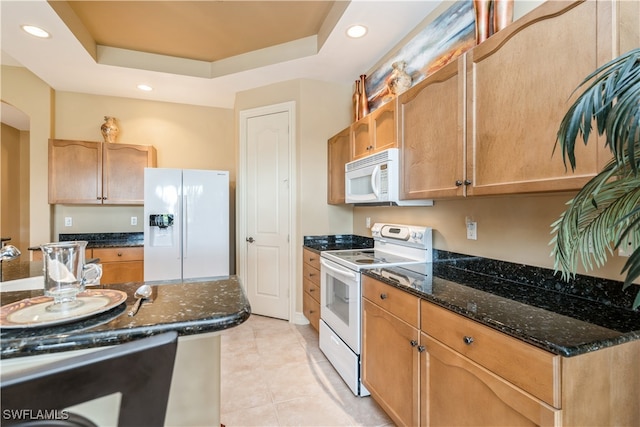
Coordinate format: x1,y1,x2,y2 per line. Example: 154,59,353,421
320,259,358,280
371,165,380,197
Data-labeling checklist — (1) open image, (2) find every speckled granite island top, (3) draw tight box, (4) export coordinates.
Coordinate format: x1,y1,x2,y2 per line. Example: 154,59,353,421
362,253,640,357
0,276,251,359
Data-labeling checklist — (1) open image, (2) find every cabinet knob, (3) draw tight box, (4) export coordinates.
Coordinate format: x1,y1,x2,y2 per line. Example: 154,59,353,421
455,180,463,187
380,293,388,300
117,252,123,257
309,288,315,292
464,179,472,186
463,336,474,345
417,345,426,353
410,340,418,347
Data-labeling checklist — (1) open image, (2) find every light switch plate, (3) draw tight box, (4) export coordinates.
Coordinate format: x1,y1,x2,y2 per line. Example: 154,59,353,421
131,216,138,226
64,217,72,227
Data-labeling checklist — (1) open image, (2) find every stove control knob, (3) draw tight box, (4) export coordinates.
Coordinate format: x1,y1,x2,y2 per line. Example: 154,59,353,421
415,232,423,240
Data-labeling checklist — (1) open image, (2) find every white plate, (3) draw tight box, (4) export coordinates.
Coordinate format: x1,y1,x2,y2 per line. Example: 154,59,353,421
0,289,127,329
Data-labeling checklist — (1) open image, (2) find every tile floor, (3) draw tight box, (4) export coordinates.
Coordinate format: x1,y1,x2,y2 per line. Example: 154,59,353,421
220,315,394,427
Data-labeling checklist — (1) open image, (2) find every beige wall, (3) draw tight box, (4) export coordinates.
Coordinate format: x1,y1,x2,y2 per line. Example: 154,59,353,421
1,65,53,250
1,123,24,253
352,192,629,283
51,91,235,239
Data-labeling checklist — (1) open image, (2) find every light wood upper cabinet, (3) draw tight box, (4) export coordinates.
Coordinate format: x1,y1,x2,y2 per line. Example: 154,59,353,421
48,140,103,204
49,139,157,205
466,0,608,196
399,57,466,199
102,143,157,204
351,100,398,160
327,128,351,205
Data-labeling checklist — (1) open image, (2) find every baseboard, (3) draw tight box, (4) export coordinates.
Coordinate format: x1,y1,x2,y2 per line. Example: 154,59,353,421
292,311,310,325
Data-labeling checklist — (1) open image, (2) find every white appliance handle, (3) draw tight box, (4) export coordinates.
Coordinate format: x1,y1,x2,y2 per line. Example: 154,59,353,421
370,165,380,197
183,195,188,259
320,259,357,280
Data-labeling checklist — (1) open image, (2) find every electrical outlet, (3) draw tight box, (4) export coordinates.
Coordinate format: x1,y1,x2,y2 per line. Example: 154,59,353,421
131,216,138,226
618,235,635,257
365,217,371,228
64,217,72,227
466,221,477,240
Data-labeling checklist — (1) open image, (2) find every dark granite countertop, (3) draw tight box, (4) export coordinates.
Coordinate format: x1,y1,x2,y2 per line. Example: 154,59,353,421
362,252,640,357
1,260,44,282
303,234,373,253
28,233,144,252
0,276,251,360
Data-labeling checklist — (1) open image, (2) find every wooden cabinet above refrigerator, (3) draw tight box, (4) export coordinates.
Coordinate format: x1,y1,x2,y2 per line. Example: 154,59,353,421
48,139,157,205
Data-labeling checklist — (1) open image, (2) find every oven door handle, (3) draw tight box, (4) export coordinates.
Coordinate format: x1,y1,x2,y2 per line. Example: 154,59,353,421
320,259,358,280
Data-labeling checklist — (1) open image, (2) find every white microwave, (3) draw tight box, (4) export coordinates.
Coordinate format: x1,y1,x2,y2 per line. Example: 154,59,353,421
345,148,432,206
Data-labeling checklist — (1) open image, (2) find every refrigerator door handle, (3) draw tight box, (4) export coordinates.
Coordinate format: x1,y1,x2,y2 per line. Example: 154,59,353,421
183,195,188,259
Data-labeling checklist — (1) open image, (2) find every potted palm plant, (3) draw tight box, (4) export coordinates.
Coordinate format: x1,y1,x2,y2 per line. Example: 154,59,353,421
552,48,640,310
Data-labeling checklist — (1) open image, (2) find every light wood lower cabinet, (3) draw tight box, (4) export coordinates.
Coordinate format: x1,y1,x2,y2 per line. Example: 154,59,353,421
421,333,560,427
362,275,421,426
362,276,640,426
92,247,143,285
302,248,321,331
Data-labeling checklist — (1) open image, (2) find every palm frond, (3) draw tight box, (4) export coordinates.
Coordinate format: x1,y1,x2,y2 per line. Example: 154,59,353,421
554,48,640,171
552,49,640,310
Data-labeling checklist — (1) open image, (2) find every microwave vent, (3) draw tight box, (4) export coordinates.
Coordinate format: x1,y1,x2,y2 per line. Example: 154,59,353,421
346,148,399,172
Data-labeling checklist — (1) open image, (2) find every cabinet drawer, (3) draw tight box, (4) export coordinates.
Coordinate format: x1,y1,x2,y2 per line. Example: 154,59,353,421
100,261,143,285
302,262,320,286
362,275,419,328
303,248,321,270
303,277,320,304
303,291,320,331
92,247,143,263
421,301,560,407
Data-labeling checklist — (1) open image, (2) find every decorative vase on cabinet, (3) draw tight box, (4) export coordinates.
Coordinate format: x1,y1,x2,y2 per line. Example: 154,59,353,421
101,116,120,144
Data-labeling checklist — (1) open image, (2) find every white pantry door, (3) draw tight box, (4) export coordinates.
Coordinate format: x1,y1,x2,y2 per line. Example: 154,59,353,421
243,107,291,319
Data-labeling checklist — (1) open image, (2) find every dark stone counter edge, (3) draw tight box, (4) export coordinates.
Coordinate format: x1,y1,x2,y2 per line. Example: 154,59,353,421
362,269,640,358
0,307,251,360
29,232,144,251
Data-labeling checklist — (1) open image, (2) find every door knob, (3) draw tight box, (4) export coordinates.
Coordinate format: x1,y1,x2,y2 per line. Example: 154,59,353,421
246,237,255,243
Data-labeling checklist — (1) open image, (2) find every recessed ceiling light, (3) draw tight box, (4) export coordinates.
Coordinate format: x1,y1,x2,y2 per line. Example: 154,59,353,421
346,25,367,39
137,84,153,92
21,25,50,38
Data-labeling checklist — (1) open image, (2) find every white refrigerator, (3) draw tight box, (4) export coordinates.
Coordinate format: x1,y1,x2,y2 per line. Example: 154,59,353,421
144,168,229,281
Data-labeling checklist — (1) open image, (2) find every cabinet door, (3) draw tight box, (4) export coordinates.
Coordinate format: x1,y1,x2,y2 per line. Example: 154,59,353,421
93,247,143,285
327,128,351,204
351,117,371,160
362,298,420,427
48,139,102,204
421,333,560,427
466,0,608,196
103,143,157,204
371,100,398,153
399,57,465,199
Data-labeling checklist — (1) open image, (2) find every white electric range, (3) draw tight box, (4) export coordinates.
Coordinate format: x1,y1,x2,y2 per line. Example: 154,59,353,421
319,223,432,396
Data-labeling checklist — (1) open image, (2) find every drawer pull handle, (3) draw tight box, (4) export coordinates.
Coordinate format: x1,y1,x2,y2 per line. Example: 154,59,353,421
417,345,426,353
309,288,315,292
463,336,474,345
380,293,388,300
410,340,418,347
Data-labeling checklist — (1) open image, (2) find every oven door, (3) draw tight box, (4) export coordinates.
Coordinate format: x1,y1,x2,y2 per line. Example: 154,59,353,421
320,258,361,353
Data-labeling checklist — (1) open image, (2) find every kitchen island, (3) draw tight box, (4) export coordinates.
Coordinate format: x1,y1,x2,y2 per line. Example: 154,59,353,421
0,275,251,426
